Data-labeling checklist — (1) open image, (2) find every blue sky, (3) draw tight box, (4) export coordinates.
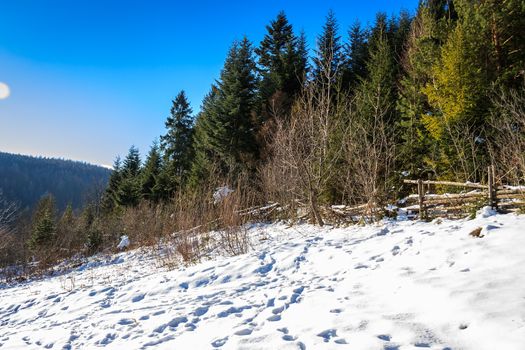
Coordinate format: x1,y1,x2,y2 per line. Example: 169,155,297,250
0,0,418,166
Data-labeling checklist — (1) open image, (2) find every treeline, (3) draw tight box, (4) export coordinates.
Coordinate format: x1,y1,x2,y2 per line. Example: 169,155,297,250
4,0,525,272
0,152,110,211
107,0,525,216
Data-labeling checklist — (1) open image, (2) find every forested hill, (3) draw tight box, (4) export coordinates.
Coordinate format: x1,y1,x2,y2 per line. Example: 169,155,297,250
0,151,111,211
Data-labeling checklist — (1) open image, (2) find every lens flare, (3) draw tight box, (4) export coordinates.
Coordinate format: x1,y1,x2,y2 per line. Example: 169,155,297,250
0,82,11,99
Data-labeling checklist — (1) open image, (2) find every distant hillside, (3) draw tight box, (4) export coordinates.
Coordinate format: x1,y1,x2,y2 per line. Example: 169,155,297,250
0,151,111,211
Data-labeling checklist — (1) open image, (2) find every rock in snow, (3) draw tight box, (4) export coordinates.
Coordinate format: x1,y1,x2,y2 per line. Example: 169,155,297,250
1,211,525,349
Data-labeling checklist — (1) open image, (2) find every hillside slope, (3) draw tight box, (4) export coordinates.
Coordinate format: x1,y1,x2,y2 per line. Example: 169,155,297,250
1,210,524,349
0,151,110,210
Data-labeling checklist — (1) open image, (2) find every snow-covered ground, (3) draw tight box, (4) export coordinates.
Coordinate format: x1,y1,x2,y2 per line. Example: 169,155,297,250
1,209,525,349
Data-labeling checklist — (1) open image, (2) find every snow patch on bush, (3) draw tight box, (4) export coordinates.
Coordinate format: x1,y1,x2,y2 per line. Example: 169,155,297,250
117,235,130,250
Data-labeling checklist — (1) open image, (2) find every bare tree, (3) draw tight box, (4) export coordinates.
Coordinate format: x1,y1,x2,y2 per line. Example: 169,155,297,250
343,88,396,217
267,54,348,226
0,190,20,266
0,190,18,235
488,85,525,184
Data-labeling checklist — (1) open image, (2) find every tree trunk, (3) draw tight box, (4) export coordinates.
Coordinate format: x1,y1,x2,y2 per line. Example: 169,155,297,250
309,192,324,226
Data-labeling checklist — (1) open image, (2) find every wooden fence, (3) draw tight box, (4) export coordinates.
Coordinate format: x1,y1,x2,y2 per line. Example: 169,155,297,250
203,165,525,225
402,165,525,219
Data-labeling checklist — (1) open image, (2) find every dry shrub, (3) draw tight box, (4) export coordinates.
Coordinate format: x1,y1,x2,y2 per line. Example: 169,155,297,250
119,201,167,247
488,85,525,184
261,78,349,226
342,95,396,217
154,173,260,268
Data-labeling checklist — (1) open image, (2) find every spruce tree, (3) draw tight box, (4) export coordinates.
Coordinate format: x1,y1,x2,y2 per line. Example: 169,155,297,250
422,0,492,179
102,156,122,212
396,2,452,177
190,38,259,182
313,10,343,84
255,11,306,114
341,21,369,89
359,14,397,126
29,194,57,250
116,146,142,207
160,90,194,191
189,87,220,187
141,142,162,201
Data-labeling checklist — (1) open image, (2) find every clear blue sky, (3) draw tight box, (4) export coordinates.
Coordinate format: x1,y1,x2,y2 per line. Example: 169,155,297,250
0,0,418,166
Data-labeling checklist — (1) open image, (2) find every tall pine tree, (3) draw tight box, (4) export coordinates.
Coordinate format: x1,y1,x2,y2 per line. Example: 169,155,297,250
190,37,259,183
116,146,142,207
141,141,162,202
29,194,57,250
341,21,369,89
160,90,194,192
313,10,343,84
396,2,453,177
255,11,306,115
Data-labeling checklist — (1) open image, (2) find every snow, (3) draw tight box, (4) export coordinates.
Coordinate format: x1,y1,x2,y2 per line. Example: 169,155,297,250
213,186,234,204
117,235,130,250
476,206,497,218
1,212,525,349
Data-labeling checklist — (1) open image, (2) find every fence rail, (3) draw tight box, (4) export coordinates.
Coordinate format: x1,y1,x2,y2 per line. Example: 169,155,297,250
403,165,525,219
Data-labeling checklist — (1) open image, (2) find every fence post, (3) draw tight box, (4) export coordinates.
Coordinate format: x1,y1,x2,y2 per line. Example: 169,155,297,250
418,179,426,220
488,165,496,210
487,165,496,209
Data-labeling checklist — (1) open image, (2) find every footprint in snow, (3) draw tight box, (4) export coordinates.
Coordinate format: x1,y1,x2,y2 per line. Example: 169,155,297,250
277,327,289,334
317,329,337,342
234,328,253,336
132,293,145,302
414,342,431,348
384,346,400,350
118,318,136,326
354,263,369,269
290,286,305,304
272,306,285,314
193,306,209,317
211,337,228,348
391,246,400,255
167,316,188,328
97,333,117,345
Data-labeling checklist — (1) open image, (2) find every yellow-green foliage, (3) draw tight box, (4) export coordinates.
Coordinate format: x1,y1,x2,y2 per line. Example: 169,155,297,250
422,12,489,139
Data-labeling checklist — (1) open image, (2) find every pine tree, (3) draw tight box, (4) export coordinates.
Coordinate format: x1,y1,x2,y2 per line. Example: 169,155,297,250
55,203,79,252
190,38,259,183
359,14,397,126
422,0,493,180
189,87,220,187
343,18,400,206
341,20,369,89
121,145,141,178
160,91,194,191
116,146,142,207
396,2,453,177
29,194,57,250
141,142,162,201
255,11,306,114
58,203,74,229
80,204,102,254
101,156,122,212
313,10,343,84
477,0,525,88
